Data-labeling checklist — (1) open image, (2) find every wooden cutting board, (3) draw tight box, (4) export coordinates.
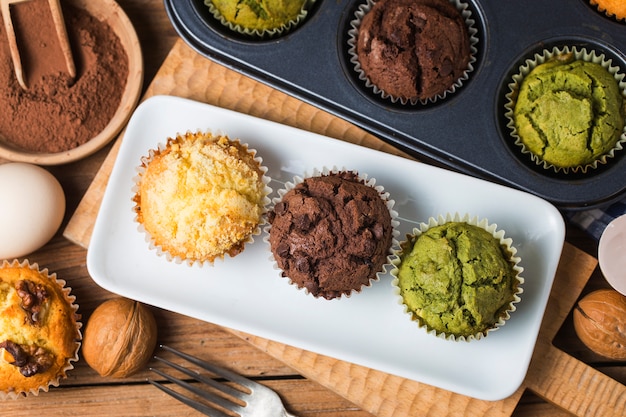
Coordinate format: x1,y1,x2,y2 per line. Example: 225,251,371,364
64,39,624,417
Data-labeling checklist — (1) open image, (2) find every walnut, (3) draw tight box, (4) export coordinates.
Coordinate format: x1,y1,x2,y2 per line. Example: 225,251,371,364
0,340,54,377
16,279,49,324
573,289,626,360
82,298,157,378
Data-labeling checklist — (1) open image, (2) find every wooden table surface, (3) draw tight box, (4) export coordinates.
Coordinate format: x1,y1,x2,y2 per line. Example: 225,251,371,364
1,1,625,416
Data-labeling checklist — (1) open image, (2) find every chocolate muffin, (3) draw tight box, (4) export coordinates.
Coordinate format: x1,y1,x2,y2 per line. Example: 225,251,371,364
267,171,394,300
355,0,471,102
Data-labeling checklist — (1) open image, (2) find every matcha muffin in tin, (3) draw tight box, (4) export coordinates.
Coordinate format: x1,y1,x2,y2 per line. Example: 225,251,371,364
390,213,523,342
505,46,626,174
204,0,316,38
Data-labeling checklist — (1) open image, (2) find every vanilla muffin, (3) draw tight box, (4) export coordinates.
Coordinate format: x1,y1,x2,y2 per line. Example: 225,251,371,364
133,131,270,265
0,259,81,398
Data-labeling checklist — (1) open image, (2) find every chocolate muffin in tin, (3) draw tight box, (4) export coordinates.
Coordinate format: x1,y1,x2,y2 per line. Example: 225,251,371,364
347,0,478,105
505,46,626,174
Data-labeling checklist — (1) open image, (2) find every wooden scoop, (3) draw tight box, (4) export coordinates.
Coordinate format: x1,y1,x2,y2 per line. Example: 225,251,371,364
1,0,75,89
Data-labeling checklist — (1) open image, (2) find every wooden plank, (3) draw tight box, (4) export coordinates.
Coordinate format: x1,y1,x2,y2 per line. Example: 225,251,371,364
64,39,613,416
0,378,374,417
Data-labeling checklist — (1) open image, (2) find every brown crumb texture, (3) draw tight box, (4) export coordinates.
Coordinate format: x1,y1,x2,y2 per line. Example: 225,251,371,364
356,0,470,101
268,172,393,299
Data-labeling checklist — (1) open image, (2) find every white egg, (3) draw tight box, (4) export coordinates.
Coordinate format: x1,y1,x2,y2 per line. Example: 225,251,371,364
0,163,66,259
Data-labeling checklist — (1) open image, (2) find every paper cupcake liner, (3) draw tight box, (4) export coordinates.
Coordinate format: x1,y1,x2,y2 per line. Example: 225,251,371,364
203,0,316,39
132,130,272,267
263,166,399,300
389,213,524,342
347,0,478,105
0,259,82,399
589,0,626,23
504,45,626,174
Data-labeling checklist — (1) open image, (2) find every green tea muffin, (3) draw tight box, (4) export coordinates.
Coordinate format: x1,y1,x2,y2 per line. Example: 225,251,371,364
205,0,312,37
512,53,625,170
392,215,522,340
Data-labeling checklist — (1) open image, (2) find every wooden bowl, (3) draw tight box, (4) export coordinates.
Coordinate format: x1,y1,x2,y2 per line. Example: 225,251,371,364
0,0,143,165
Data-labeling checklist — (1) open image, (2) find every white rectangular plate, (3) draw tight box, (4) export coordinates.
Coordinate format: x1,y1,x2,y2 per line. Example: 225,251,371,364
87,95,565,401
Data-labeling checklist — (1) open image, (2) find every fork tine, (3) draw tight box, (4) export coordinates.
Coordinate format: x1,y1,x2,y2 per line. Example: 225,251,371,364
160,344,257,390
150,345,251,416
148,378,232,417
150,365,245,415
152,355,246,400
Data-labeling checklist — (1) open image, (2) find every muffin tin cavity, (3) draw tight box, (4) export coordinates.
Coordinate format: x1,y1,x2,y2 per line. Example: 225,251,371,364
585,0,626,24
344,0,481,108
186,0,320,42
498,38,626,180
165,0,626,209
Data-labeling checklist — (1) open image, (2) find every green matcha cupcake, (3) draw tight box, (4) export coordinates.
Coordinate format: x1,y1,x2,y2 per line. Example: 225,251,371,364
505,46,626,174
390,213,523,342
204,0,315,38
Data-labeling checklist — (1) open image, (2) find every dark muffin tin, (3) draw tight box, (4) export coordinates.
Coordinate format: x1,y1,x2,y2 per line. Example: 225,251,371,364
164,0,626,209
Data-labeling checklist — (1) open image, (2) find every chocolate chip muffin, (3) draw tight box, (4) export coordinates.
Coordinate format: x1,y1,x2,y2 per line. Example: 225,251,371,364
267,171,394,300
0,259,81,398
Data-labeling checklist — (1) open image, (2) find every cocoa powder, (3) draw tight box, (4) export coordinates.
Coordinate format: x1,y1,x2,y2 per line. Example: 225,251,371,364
0,2,129,153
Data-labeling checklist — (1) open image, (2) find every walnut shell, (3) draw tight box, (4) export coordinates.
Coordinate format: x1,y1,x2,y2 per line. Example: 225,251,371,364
573,289,626,360
82,297,157,378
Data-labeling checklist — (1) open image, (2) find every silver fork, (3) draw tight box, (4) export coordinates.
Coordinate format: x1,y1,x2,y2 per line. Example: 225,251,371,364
149,344,297,417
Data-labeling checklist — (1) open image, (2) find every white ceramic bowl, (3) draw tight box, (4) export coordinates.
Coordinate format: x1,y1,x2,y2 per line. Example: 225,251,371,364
598,213,626,295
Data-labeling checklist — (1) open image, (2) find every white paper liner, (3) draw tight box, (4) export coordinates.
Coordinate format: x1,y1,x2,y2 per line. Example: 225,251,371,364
132,130,273,267
589,0,626,23
389,213,524,342
0,259,82,399
504,45,626,174
263,166,399,300
203,0,316,39
347,0,478,105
